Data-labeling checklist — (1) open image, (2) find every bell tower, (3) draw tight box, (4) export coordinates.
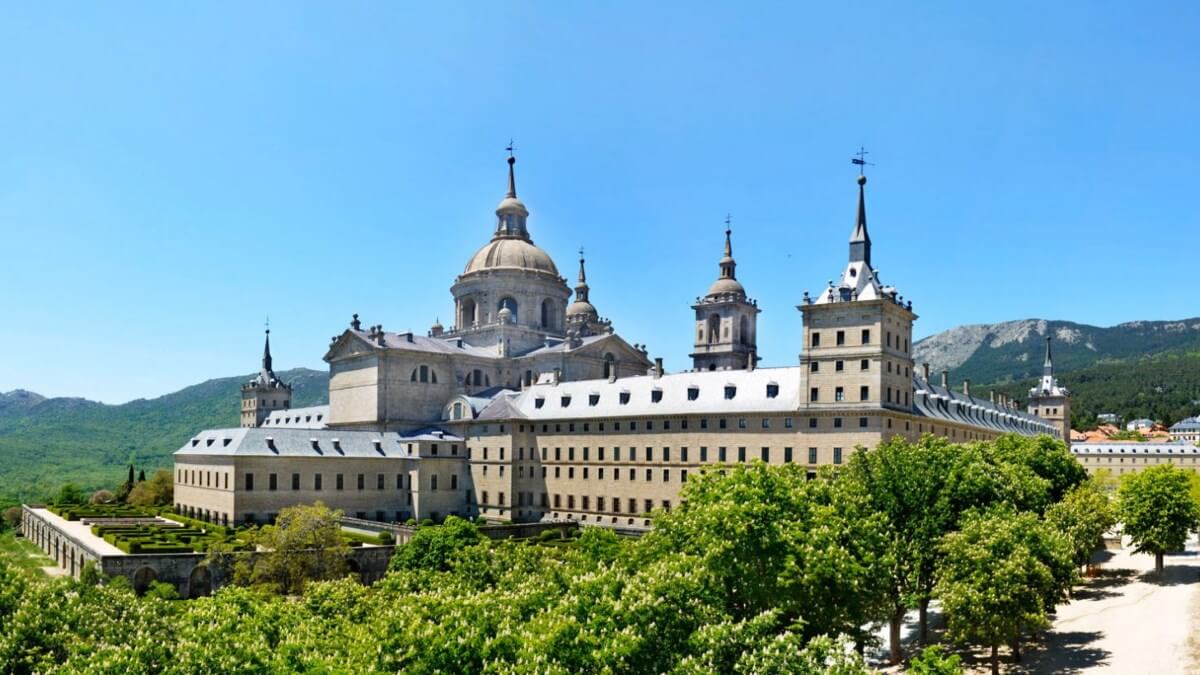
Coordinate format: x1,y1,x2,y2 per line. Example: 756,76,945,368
690,221,760,371
1027,336,1071,441
240,327,292,428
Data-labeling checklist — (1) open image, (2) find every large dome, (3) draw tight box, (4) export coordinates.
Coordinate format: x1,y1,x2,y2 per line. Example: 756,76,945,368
463,238,559,276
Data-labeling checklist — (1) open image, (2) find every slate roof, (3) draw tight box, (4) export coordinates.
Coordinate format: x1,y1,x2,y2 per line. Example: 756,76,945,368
1170,416,1200,432
175,427,462,459
911,376,1059,435
262,405,330,429
1071,440,1200,455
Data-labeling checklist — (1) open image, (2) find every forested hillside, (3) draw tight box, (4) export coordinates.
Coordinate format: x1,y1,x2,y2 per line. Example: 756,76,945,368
914,318,1200,385
0,369,327,505
974,353,1200,430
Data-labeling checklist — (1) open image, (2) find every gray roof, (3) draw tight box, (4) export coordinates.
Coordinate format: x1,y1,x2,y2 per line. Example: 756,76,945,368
336,328,615,361
262,405,330,429
1170,416,1200,432
912,376,1059,436
1071,440,1199,455
175,427,462,459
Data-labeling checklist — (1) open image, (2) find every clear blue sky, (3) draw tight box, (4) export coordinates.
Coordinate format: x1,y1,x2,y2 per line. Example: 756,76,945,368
1,3,1197,403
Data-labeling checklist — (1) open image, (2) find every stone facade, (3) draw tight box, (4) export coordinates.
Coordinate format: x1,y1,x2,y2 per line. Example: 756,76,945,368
174,165,1066,531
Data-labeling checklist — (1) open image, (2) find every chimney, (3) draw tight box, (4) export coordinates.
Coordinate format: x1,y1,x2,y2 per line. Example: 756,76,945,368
922,363,931,381
940,370,949,388
552,368,561,385
989,390,995,403
653,358,663,379
747,350,756,372
962,379,971,397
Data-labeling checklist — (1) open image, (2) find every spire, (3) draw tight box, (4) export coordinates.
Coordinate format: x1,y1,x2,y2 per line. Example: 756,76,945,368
262,325,273,372
506,155,517,198
494,146,530,239
1043,335,1053,377
575,247,590,302
719,215,736,280
849,174,871,266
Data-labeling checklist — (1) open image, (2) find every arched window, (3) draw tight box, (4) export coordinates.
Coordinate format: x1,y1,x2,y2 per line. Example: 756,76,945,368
410,365,437,384
707,315,721,344
739,315,750,346
498,297,519,322
452,402,464,420
460,298,478,328
541,299,555,330
472,369,483,387
603,353,615,379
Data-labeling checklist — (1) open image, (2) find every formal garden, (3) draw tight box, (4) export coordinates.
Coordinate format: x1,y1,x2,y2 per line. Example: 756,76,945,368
47,503,155,521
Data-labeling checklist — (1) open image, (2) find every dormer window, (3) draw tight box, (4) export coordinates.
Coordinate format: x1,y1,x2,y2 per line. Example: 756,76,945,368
651,389,663,403
687,386,699,401
534,397,545,409
561,395,572,407
191,439,199,447
766,383,779,399
589,393,600,406
619,391,631,405
724,385,737,400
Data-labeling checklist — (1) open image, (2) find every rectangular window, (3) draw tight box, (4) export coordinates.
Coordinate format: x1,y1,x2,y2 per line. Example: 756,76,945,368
700,418,709,429
784,417,793,429
836,330,845,345
719,418,727,429
269,473,277,491
860,385,870,401
645,468,652,481
834,417,843,428
835,387,844,401
430,475,438,491
761,418,769,429
738,447,746,462
700,446,708,462
834,447,843,464
645,447,653,461
784,447,793,463
809,417,818,428
682,469,688,482
681,447,689,462
357,474,365,490
835,360,844,372
629,498,637,514
291,473,300,490
245,473,254,491
861,328,870,344
761,447,769,462
808,447,818,464
396,474,403,489
377,473,384,490
663,469,669,482
644,499,653,514
861,359,869,371
336,473,344,490
314,473,323,491
810,387,819,402
859,417,868,428
599,447,606,461
599,467,605,479
663,447,670,462
811,332,820,347
738,418,747,429
810,361,819,372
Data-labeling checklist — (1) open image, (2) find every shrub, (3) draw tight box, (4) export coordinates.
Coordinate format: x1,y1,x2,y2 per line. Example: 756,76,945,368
909,645,963,674
89,490,115,505
1,507,20,531
79,561,102,587
144,581,180,601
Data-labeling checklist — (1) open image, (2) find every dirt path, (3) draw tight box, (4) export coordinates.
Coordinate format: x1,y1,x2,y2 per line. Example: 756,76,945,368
1016,536,1200,674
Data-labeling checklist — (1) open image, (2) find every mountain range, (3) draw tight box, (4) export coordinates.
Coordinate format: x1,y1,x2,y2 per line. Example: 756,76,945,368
3,317,1199,505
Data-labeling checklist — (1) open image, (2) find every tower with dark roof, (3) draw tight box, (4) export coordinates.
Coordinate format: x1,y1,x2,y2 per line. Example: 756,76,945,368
240,328,292,428
690,223,760,371
1027,336,1071,442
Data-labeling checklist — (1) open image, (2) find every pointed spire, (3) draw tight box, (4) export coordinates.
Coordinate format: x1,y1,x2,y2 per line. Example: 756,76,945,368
849,174,871,266
506,154,517,198
1043,335,1053,376
575,247,590,302
719,215,736,280
262,325,273,372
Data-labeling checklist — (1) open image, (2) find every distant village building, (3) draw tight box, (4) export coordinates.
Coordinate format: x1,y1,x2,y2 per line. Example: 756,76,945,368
1126,418,1155,432
1071,440,1200,476
1096,413,1119,424
174,156,1065,529
1170,416,1200,444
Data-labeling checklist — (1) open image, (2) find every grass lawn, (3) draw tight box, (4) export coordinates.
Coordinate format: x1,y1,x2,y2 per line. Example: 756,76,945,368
0,530,55,577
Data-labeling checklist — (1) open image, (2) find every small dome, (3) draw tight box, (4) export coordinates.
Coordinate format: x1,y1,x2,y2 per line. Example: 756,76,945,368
463,238,559,276
566,299,597,318
707,277,745,296
496,196,528,216
498,306,514,323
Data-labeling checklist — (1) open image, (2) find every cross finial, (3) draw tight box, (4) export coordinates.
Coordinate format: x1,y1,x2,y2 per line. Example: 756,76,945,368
724,213,731,235
851,145,874,175
579,246,585,260
265,315,270,335
506,139,514,158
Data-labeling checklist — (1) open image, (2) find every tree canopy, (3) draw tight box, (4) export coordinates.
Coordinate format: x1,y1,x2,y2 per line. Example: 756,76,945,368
1117,464,1200,573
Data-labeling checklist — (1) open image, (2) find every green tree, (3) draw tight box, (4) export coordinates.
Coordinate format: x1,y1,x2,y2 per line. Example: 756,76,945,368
54,483,86,505
389,515,486,572
842,435,956,662
2,506,21,531
1117,464,1200,573
936,507,1072,674
1046,480,1116,572
127,469,174,507
228,502,351,594
90,489,115,504
990,434,1087,506
908,645,964,674
644,463,890,645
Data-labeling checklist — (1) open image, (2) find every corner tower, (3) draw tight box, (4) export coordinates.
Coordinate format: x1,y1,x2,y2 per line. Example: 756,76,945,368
1027,337,1071,441
240,328,292,427
690,223,760,370
799,173,917,414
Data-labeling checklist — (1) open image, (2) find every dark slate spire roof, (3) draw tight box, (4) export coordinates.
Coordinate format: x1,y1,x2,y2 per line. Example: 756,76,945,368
246,328,289,390
1043,335,1054,377
262,329,273,373
849,174,871,266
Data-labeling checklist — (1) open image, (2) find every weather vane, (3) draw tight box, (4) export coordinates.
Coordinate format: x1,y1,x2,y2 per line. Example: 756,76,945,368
265,315,270,334
724,213,731,231
851,145,874,174
506,139,515,158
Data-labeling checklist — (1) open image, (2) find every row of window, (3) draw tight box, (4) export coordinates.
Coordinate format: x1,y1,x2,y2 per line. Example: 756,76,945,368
534,383,780,409
242,471,458,492
477,447,846,476
810,328,909,353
